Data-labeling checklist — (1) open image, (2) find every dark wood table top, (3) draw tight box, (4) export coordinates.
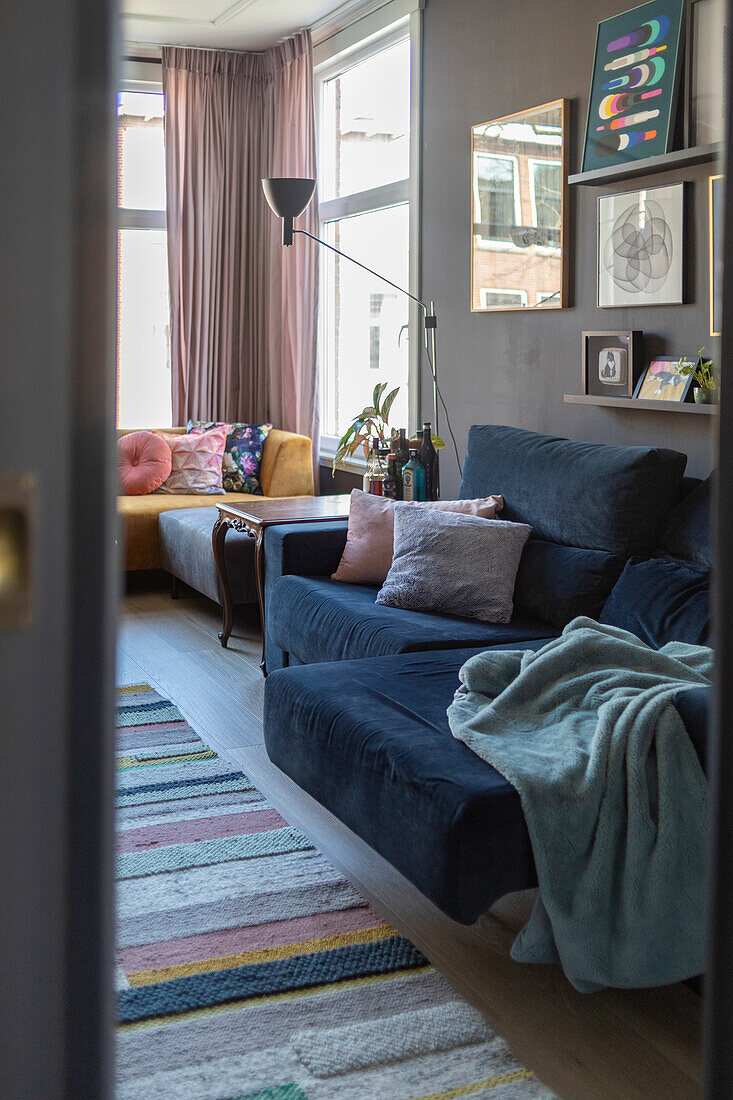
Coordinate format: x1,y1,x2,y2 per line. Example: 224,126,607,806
216,494,352,529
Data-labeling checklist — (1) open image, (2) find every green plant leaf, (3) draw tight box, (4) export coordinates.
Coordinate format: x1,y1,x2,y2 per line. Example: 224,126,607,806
380,386,400,422
372,381,388,410
431,434,446,449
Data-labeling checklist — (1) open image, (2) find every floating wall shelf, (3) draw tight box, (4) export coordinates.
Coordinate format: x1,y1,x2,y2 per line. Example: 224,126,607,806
568,143,720,187
564,394,717,414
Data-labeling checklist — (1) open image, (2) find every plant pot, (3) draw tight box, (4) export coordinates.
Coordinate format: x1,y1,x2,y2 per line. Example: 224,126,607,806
693,387,714,405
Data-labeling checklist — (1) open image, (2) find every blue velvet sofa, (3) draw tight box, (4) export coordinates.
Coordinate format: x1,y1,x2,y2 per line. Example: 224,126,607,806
262,425,712,924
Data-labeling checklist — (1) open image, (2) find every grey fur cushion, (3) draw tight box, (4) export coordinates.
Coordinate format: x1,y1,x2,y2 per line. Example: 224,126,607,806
376,505,532,624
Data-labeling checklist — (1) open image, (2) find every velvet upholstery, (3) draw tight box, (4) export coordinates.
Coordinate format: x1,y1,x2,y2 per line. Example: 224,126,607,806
263,648,538,923
459,424,686,556
117,426,314,570
659,474,713,568
600,556,710,648
673,686,710,769
267,575,556,667
158,507,257,606
513,538,625,628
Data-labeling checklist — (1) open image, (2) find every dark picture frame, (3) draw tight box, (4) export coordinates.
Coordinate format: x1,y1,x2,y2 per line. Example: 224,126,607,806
583,330,641,397
633,355,695,400
710,173,724,335
581,0,686,173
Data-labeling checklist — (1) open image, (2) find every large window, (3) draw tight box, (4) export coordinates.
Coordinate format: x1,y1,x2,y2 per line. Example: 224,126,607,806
117,90,171,428
317,34,412,455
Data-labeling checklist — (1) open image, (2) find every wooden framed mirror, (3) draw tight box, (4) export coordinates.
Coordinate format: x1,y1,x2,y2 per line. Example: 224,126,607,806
471,99,568,312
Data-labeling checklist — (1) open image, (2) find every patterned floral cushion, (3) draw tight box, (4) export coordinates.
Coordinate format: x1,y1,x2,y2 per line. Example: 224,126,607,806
154,425,230,494
188,420,272,494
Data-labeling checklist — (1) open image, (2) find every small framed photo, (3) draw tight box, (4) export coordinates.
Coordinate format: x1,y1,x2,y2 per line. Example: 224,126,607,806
633,357,695,402
583,331,640,398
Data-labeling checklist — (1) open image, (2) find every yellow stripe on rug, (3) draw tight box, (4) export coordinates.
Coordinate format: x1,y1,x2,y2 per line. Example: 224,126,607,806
414,1068,536,1099
128,923,395,986
118,683,154,695
117,748,217,769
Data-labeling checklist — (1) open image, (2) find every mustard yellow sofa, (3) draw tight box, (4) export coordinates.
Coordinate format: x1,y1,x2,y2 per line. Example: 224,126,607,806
118,427,314,571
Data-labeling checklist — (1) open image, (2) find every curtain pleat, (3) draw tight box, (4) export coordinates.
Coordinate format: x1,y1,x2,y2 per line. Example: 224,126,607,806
162,32,319,449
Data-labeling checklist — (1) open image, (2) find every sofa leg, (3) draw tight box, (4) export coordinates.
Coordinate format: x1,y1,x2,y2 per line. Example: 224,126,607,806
170,574,181,600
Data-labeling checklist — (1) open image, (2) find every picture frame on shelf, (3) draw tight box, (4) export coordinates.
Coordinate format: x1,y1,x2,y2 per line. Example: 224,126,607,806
583,331,641,398
633,356,695,401
710,173,724,336
581,0,686,174
597,182,684,307
685,0,725,148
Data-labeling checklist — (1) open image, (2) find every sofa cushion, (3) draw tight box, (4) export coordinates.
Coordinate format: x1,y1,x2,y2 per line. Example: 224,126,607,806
189,420,272,495
659,474,713,568
158,507,256,606
263,648,539,923
514,538,626,628
154,425,230,494
376,508,531,623
117,430,172,495
268,575,556,665
600,556,710,648
459,424,686,557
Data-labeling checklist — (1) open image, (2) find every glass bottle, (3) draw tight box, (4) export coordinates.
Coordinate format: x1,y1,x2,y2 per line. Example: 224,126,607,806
402,448,426,502
363,437,387,495
391,428,411,473
418,421,439,501
382,453,402,500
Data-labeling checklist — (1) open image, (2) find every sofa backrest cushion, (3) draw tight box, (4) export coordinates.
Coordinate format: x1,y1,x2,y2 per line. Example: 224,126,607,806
460,424,687,557
600,556,710,648
514,538,625,629
659,473,713,568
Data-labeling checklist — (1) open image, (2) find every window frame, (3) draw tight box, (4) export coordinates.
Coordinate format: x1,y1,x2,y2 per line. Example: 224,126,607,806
314,1,421,471
472,151,521,249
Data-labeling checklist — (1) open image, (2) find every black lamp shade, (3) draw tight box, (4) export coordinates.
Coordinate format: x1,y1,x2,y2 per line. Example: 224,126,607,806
262,178,315,245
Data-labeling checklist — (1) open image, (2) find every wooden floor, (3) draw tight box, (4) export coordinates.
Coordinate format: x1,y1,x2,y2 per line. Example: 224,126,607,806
119,578,703,1100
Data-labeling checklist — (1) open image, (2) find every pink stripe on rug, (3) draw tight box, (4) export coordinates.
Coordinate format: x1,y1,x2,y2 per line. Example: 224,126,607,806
116,808,286,853
119,904,378,973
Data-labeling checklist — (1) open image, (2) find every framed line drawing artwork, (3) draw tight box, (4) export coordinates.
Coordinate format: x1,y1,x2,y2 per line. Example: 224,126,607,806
597,183,684,307
581,0,686,173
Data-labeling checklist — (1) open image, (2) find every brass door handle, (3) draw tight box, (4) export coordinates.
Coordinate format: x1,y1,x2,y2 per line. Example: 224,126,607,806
0,472,36,630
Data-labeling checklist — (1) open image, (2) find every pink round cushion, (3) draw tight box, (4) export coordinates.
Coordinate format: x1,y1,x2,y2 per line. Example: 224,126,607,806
118,431,172,496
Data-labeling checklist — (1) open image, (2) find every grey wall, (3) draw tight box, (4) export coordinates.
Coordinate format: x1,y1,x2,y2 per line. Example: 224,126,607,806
421,0,718,499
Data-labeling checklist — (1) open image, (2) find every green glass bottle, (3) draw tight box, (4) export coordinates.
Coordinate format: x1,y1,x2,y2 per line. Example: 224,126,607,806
402,448,426,502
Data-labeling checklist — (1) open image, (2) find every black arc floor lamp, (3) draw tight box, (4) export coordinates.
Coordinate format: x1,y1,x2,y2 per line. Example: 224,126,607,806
262,176,442,443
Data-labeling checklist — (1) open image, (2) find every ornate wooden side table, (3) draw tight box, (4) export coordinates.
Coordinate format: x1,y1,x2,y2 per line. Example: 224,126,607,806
212,494,351,672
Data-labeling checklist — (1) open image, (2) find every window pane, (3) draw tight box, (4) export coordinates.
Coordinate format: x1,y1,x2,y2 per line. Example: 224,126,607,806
531,159,561,235
321,204,409,440
118,91,166,210
476,154,517,242
321,39,410,201
117,229,171,428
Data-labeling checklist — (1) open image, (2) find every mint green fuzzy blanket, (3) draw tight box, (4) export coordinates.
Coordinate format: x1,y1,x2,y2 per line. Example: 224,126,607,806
447,617,711,992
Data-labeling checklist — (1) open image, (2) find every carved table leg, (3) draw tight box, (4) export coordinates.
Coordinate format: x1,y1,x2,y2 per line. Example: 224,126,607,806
252,527,267,675
212,513,233,648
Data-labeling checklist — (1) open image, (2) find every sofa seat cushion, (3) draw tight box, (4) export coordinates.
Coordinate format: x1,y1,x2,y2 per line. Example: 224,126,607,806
600,555,710,648
158,507,256,606
268,575,557,665
263,647,543,923
118,491,263,571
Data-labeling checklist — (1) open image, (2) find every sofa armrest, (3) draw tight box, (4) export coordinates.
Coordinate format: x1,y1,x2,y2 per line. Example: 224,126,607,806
673,686,710,771
264,521,348,672
260,429,314,498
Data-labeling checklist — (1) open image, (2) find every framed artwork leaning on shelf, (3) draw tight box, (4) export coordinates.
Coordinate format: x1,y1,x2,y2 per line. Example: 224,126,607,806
597,182,684,307
582,330,641,398
633,356,695,400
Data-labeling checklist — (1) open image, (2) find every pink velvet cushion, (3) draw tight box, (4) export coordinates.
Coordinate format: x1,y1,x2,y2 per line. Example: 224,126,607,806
332,488,505,586
154,425,230,495
118,431,172,496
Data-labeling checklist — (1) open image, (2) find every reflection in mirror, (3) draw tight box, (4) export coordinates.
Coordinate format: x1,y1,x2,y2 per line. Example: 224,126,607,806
471,100,568,312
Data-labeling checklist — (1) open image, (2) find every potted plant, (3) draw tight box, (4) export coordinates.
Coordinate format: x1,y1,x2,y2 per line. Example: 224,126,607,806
678,349,719,404
332,383,444,472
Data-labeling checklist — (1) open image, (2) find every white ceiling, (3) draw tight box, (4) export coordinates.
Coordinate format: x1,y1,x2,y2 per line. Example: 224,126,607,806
122,0,373,52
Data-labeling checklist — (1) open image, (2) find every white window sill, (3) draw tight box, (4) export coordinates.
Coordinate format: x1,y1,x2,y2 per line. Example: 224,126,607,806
319,453,367,476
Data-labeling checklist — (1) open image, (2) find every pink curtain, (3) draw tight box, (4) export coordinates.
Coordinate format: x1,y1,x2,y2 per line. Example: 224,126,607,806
162,32,318,446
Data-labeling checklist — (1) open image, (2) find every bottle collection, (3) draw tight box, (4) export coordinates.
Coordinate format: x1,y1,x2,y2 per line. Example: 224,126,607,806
362,423,439,501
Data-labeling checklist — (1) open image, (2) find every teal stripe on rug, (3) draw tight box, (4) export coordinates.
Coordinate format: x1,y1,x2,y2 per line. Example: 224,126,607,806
117,827,314,879
118,936,427,1023
117,704,184,728
228,1086,307,1100
117,776,255,807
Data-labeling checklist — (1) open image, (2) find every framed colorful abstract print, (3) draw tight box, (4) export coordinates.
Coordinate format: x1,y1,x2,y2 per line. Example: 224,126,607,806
597,183,684,307
581,0,686,173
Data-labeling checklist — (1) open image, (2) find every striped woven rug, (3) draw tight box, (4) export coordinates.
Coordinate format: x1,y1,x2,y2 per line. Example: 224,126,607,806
116,684,552,1100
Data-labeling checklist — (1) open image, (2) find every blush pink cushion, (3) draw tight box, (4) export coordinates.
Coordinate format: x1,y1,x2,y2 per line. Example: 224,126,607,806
332,488,505,586
154,425,230,495
118,431,172,496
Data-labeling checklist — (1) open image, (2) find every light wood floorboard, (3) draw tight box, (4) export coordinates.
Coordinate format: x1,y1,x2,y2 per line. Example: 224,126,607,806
118,583,702,1100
